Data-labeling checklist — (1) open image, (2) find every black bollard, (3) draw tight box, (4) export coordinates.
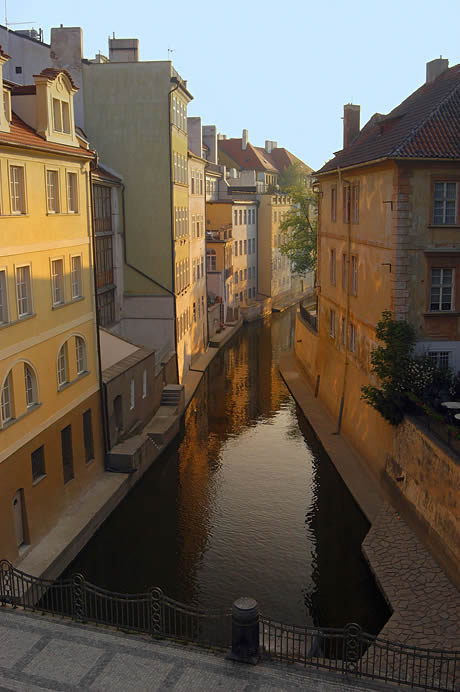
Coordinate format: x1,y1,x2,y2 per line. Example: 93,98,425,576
227,597,260,665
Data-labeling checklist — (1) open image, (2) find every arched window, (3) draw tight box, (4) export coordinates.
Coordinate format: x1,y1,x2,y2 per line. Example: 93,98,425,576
1,371,13,424
57,344,68,387
206,249,216,272
75,337,87,375
24,364,37,407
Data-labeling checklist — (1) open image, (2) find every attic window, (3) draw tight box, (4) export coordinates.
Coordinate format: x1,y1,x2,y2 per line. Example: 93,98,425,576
53,98,70,134
3,89,11,122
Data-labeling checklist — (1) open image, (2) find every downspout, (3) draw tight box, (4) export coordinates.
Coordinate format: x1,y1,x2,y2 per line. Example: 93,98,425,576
337,167,351,433
168,77,180,383
89,157,109,459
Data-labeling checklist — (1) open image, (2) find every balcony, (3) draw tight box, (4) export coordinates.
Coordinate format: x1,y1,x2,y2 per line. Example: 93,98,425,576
299,301,318,333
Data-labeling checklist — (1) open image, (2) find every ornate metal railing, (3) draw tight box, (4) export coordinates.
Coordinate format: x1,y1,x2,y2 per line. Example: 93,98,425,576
1,560,457,691
260,617,458,691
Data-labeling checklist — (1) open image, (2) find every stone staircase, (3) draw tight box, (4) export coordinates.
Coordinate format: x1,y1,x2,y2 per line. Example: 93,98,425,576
160,384,184,412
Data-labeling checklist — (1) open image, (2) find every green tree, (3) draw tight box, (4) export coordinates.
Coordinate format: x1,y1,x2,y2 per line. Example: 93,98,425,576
278,163,317,274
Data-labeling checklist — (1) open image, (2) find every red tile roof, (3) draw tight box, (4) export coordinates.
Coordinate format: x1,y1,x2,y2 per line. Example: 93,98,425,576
218,138,311,174
317,64,460,174
0,113,94,158
12,84,36,95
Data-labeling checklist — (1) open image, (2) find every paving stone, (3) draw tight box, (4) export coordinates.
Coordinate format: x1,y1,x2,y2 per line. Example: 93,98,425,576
90,652,173,691
23,638,104,685
0,624,42,669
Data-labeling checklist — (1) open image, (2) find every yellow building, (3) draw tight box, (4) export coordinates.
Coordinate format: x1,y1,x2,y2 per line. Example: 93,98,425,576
0,59,104,564
295,59,460,577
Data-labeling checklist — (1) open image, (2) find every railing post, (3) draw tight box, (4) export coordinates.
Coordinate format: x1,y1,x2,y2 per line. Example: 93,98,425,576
227,597,260,665
71,573,87,622
344,622,363,676
150,587,164,637
0,560,14,607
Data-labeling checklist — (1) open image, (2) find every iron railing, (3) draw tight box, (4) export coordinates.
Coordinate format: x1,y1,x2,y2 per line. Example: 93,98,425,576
260,617,458,691
299,302,318,332
0,560,457,691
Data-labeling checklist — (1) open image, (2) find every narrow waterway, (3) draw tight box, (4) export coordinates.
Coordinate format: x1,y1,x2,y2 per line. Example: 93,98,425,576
64,306,389,634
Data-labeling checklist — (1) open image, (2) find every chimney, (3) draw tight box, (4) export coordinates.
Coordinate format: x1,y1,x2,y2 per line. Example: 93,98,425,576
109,37,139,62
242,129,248,150
426,57,449,83
343,104,360,149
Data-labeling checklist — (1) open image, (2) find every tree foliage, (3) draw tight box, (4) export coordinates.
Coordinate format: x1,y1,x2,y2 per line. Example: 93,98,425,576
277,163,317,275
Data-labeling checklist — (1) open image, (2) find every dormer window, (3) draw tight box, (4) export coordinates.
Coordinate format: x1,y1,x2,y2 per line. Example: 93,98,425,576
3,89,10,122
53,98,70,134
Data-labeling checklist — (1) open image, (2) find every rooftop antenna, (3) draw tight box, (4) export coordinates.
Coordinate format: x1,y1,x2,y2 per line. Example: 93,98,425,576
4,1,35,29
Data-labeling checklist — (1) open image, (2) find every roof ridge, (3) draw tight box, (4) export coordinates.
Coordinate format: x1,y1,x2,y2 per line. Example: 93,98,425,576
391,76,460,157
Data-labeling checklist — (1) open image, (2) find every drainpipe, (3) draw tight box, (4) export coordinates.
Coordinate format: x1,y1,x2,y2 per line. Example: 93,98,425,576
89,158,109,458
337,167,351,433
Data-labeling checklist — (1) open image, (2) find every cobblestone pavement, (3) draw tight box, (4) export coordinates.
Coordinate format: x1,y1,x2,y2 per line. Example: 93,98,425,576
0,609,391,692
363,503,460,650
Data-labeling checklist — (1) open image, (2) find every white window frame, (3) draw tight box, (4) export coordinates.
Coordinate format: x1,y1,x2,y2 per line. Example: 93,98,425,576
67,171,79,213
9,164,26,214
428,350,452,370
15,264,32,318
46,169,60,213
70,255,82,299
24,363,37,408
57,343,68,388
1,371,13,424
430,267,454,312
0,268,9,324
433,182,458,225
75,336,87,375
51,257,65,306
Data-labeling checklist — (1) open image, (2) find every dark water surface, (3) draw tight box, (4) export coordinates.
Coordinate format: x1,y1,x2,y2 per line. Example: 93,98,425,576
64,307,389,633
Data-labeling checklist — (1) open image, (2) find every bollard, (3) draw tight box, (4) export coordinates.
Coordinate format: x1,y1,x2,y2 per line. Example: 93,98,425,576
227,596,260,665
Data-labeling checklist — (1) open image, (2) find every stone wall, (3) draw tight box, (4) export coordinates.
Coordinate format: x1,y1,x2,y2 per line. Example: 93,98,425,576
386,417,460,580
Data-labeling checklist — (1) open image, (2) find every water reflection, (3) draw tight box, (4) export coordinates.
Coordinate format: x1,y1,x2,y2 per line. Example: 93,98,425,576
64,307,389,633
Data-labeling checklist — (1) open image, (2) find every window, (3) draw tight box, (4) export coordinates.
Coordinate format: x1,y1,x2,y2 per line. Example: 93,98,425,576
71,256,82,299
234,209,238,225
9,165,25,214
433,182,457,225
352,185,359,223
16,265,32,317
341,317,346,345
51,259,64,305
1,371,12,424
330,249,336,285
57,343,68,387
244,268,247,279
93,184,112,233
130,378,135,410
234,241,238,256
3,88,11,122
234,271,238,284
207,249,216,272
331,185,337,222
53,99,70,134
342,254,347,291
239,209,242,225
46,170,59,213
244,239,247,254
31,446,45,482
0,269,8,324
239,240,242,255
244,209,247,224
83,409,94,463
24,364,36,408
430,268,454,311
349,323,357,353
252,238,256,254
428,351,451,370
239,270,243,281
75,336,87,375
351,255,358,295
67,172,78,212
343,185,351,223
61,425,74,484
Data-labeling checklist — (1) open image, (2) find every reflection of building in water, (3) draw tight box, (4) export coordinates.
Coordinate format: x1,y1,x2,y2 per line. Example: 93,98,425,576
300,413,390,634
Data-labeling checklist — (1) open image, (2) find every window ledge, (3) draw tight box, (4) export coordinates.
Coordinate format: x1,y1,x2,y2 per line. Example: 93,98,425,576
58,370,89,392
428,225,460,230
0,213,29,218
0,402,41,431
424,312,460,317
32,473,47,487
52,296,84,310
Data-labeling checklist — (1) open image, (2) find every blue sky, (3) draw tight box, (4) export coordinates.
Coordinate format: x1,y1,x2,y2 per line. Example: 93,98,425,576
9,0,460,170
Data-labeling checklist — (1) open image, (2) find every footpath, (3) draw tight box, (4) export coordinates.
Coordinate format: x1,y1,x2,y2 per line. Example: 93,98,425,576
0,608,392,692
279,351,460,651
14,319,243,584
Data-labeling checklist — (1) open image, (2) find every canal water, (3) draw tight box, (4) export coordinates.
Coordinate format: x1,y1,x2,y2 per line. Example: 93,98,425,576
64,306,389,634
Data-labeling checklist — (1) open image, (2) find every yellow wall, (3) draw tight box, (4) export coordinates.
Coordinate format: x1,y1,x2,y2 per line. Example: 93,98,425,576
0,144,104,563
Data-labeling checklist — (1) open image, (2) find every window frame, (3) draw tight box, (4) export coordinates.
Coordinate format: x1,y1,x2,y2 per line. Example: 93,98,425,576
0,370,13,425
50,257,65,306
15,264,33,318
83,409,94,463
31,445,46,483
70,254,83,299
57,342,68,388
24,363,37,408
432,180,458,226
352,184,359,224
75,336,87,376
329,309,336,338
330,248,336,285
0,267,9,325
343,184,351,224
61,424,74,485
46,168,60,214
351,255,358,295
66,170,79,213
331,185,337,222
429,266,454,312
9,163,26,215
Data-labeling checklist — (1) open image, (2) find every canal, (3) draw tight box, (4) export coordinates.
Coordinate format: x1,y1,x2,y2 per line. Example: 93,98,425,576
64,306,389,634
